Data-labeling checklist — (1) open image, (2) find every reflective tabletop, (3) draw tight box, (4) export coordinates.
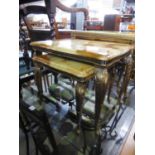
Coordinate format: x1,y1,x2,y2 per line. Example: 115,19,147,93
31,39,133,67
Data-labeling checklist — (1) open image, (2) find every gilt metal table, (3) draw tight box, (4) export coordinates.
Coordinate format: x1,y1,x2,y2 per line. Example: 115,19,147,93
30,38,134,135
32,54,95,135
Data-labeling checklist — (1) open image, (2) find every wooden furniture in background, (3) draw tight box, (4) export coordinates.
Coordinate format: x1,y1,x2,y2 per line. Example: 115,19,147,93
104,14,121,31
57,29,72,39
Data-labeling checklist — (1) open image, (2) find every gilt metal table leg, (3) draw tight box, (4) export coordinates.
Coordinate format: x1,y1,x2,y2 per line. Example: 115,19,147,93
108,55,133,137
95,68,109,135
34,63,43,102
107,67,115,103
116,62,125,96
53,72,58,84
123,55,133,102
42,75,47,92
45,74,50,88
75,82,86,134
118,55,133,104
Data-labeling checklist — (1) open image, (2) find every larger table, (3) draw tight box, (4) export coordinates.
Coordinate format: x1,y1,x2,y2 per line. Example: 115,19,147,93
30,38,134,134
71,30,135,44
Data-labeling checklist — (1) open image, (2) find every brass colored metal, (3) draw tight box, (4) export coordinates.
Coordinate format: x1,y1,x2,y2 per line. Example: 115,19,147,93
117,55,133,105
123,55,133,102
114,60,126,99
75,82,87,134
107,67,115,103
43,74,47,92
95,68,109,135
45,74,50,88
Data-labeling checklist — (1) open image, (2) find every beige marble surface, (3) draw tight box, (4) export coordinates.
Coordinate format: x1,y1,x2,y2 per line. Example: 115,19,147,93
33,54,95,79
31,39,133,64
71,30,135,44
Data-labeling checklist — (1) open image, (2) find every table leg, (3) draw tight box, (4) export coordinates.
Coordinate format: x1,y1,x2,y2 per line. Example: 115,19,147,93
53,72,58,84
34,63,43,101
107,67,115,103
75,82,86,134
45,74,50,88
116,61,125,96
118,55,133,104
95,68,109,135
123,55,133,102
42,75,47,92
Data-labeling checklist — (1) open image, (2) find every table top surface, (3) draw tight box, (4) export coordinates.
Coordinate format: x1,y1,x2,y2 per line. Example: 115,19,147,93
71,30,135,44
71,30,135,39
33,55,95,81
31,38,133,67
59,29,134,38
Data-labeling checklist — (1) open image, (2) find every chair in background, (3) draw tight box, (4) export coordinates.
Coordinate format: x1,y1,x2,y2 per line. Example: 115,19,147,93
19,4,54,99
20,111,40,155
19,112,31,155
19,0,89,104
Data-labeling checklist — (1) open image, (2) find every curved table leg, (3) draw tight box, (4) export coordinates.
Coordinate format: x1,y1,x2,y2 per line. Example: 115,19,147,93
107,67,115,103
75,81,86,134
95,68,109,135
123,55,133,102
117,55,133,104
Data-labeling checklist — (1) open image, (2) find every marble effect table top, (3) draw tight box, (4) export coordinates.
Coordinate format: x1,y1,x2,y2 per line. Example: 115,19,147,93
31,39,133,67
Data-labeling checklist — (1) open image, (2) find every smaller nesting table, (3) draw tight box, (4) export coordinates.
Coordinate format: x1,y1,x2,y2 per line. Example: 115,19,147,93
33,54,95,133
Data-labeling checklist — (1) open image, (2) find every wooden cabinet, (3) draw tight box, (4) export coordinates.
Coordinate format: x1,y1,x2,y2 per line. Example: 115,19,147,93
104,14,121,31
